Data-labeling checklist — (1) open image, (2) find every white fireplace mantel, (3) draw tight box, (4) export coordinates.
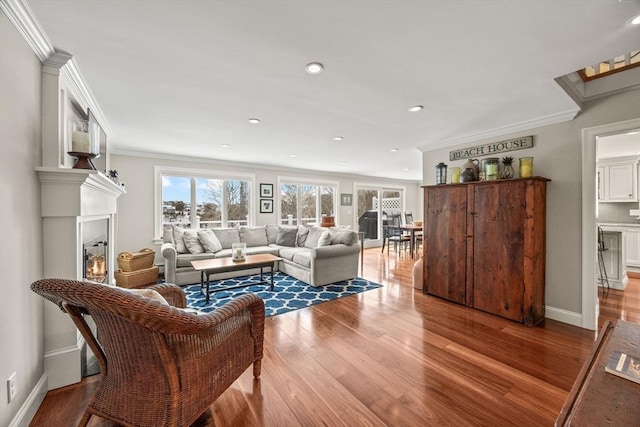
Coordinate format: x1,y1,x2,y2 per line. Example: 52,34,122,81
37,166,125,390
36,166,125,217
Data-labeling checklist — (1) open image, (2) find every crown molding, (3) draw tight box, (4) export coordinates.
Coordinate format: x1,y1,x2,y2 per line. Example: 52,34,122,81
417,108,580,152
1,0,52,61
2,0,112,136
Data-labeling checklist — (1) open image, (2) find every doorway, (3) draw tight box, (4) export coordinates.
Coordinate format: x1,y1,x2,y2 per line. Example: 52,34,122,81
581,118,640,330
355,185,405,249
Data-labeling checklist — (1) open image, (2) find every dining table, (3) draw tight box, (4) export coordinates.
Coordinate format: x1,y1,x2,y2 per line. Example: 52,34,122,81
400,223,423,258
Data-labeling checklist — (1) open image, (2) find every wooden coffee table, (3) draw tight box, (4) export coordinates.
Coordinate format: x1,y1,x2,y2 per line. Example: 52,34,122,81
191,254,282,303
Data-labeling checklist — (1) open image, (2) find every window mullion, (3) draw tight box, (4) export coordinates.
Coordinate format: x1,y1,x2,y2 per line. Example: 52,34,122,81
190,177,198,228
222,180,228,227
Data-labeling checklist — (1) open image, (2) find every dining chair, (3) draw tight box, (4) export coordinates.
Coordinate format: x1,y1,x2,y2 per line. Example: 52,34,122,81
386,213,411,254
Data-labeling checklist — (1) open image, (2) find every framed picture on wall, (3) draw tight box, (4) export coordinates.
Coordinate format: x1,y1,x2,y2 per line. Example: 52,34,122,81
340,193,353,206
260,183,273,198
260,199,273,213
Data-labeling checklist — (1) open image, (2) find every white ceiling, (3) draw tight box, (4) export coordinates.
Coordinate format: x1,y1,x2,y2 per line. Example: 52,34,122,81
25,0,640,181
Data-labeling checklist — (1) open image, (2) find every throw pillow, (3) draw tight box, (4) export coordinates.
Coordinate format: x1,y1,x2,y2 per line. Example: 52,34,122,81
265,224,279,244
329,229,358,246
172,226,188,254
276,226,298,247
120,288,168,305
197,229,222,253
318,230,332,247
183,229,205,254
162,227,174,245
304,226,326,248
239,226,268,247
296,225,309,247
212,228,240,249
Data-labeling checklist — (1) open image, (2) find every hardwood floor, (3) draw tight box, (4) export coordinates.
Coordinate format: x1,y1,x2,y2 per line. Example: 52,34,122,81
30,249,638,426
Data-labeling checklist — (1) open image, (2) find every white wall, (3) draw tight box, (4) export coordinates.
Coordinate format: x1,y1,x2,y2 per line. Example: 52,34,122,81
111,152,422,263
0,12,47,426
421,87,640,319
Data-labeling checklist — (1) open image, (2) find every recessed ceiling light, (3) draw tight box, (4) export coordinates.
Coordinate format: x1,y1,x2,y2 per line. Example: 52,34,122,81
403,168,409,171
221,144,230,148
408,105,424,112
630,14,640,25
333,136,344,141
340,161,348,165
390,148,399,152
305,62,324,74
248,118,260,124
627,131,639,135
290,154,297,158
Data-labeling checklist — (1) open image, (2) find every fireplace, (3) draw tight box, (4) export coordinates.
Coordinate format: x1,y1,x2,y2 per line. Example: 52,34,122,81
82,218,109,283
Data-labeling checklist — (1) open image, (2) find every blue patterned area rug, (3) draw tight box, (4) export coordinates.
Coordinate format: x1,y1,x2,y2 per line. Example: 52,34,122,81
183,272,382,317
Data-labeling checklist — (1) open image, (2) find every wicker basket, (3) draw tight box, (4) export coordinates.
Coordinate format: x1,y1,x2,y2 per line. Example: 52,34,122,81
117,248,155,272
115,266,159,289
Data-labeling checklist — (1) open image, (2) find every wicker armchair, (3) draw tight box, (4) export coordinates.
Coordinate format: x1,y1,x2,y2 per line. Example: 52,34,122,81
31,278,265,427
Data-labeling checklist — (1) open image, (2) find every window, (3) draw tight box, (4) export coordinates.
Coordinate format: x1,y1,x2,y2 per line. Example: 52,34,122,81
156,167,254,238
278,179,336,226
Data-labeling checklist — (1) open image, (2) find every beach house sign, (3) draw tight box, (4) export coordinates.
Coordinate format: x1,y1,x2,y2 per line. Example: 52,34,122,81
449,136,533,161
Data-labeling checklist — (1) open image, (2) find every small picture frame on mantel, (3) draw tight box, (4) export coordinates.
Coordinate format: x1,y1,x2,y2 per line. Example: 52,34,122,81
260,199,273,213
260,183,273,198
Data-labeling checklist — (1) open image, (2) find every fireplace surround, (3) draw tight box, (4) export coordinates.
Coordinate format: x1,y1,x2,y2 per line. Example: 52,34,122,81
37,167,125,389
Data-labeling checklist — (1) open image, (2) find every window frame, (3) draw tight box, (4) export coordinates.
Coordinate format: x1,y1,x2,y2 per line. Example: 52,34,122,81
154,166,256,239
277,176,338,226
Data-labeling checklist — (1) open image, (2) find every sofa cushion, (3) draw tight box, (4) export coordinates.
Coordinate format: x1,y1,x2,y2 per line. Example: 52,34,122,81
172,226,189,254
212,228,240,249
292,251,312,268
318,230,332,247
197,229,222,253
265,224,279,244
239,226,268,247
177,252,216,268
276,226,298,247
329,229,358,246
183,229,205,254
296,226,309,247
304,227,326,248
279,247,311,262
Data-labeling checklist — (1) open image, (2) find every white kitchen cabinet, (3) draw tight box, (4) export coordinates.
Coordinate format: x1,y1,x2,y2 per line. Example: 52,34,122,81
597,167,605,200
597,159,638,202
601,231,622,282
608,163,636,201
625,230,640,267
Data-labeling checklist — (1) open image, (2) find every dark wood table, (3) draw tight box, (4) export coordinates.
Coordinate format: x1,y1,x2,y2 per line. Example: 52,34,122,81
555,319,640,426
191,254,281,303
400,224,422,258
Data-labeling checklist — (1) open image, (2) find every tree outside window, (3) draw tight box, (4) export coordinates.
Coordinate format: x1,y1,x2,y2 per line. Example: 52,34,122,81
279,181,337,225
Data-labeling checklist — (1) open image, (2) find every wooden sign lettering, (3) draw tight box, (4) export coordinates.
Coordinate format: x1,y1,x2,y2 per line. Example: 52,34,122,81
449,136,533,161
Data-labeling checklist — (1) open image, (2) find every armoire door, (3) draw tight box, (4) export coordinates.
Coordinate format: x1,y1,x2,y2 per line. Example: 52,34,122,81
472,180,526,322
424,185,468,304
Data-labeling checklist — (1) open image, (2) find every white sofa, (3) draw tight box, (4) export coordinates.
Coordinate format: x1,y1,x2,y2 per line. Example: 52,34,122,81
161,224,360,286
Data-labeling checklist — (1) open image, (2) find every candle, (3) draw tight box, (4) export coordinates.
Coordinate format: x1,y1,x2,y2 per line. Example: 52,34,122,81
236,248,243,258
451,167,461,184
519,157,533,178
72,131,91,153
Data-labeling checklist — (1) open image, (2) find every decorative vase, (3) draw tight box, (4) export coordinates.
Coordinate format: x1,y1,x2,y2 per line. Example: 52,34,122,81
501,156,514,179
461,159,479,181
460,167,475,183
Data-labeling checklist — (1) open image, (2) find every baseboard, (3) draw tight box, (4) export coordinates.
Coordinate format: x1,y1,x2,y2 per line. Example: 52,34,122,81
44,340,82,390
545,305,583,328
8,374,47,427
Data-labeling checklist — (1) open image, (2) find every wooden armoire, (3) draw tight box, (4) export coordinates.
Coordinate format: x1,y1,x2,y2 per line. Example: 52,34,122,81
422,177,549,326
